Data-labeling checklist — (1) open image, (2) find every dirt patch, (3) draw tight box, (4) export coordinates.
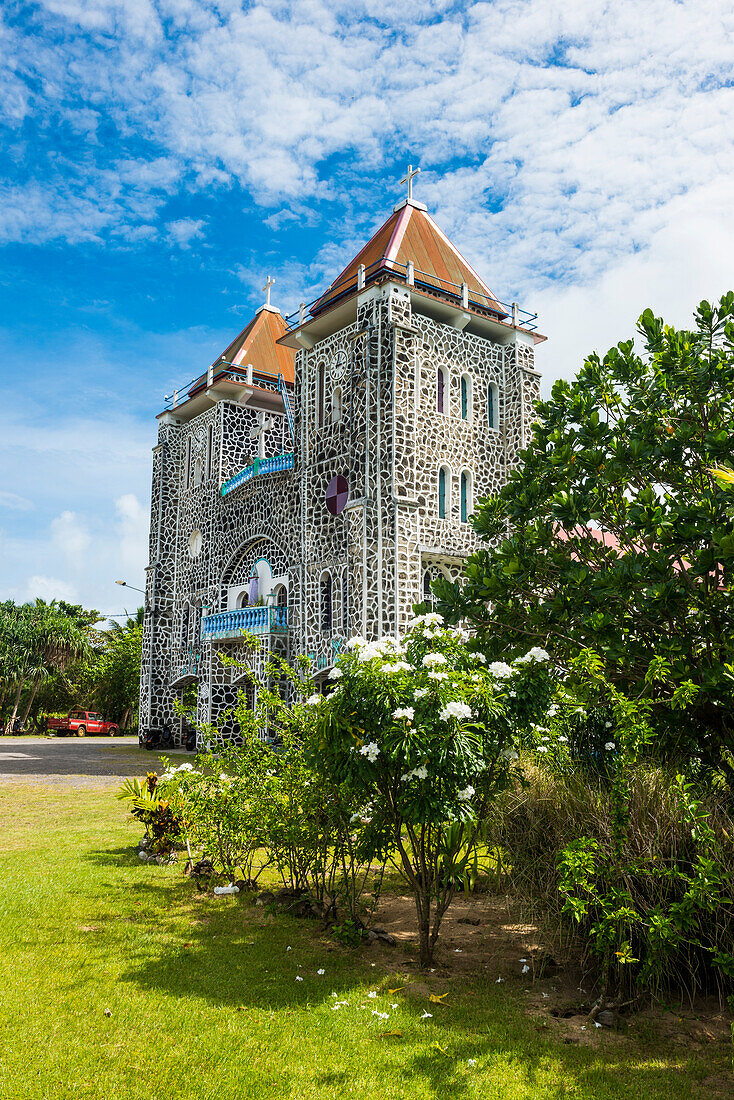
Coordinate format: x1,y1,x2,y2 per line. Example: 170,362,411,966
364,890,734,1072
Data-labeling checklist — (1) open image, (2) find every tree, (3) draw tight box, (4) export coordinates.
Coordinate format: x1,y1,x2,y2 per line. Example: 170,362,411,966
310,615,555,965
95,610,143,727
0,600,95,731
436,293,734,776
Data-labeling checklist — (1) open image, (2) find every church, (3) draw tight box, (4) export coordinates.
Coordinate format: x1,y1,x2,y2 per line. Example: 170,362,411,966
139,168,545,746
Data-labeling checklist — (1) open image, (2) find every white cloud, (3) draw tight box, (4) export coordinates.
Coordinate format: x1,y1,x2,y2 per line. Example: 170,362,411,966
50,510,91,561
115,494,149,579
166,217,205,248
533,177,734,389
23,575,78,604
0,491,33,512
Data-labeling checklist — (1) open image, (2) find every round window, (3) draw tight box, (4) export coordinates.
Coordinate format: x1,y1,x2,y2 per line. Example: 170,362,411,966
188,530,203,558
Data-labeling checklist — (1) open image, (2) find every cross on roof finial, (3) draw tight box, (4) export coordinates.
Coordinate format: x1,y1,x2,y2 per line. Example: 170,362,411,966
399,163,420,203
262,274,275,308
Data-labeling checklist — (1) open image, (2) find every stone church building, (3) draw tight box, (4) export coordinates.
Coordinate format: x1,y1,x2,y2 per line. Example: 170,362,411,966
139,173,544,745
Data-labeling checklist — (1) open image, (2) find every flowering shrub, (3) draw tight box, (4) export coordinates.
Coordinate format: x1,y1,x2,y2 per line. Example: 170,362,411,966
308,613,555,964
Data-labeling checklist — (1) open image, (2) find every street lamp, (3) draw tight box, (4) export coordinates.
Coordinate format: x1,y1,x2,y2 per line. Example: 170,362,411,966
115,580,145,595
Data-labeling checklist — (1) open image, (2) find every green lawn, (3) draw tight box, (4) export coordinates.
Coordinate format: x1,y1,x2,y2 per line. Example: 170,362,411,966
0,783,729,1100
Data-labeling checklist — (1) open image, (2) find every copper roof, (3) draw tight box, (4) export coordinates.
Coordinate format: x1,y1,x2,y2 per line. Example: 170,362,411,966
311,202,504,316
214,306,295,384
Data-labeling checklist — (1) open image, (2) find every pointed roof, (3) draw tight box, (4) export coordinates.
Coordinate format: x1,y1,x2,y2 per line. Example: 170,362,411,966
311,201,506,318
214,305,295,384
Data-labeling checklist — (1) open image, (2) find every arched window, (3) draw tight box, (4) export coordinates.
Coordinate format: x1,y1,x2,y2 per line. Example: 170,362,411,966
273,583,288,607
320,573,332,632
488,382,499,430
436,366,446,414
236,590,250,609
332,387,342,424
207,424,214,479
461,374,472,420
316,363,326,425
460,470,473,523
438,466,448,519
423,570,432,604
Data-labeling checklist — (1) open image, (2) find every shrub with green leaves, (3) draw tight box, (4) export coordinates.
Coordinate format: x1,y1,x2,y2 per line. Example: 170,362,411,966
309,613,556,965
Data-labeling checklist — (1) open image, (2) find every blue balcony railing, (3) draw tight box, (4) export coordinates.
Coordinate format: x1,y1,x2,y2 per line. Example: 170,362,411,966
201,605,289,641
221,451,295,498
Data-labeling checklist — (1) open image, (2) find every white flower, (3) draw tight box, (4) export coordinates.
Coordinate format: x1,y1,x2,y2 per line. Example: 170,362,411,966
305,694,322,706
407,612,444,628
427,671,448,681
412,764,428,779
468,1058,477,1066
359,742,380,763
393,707,415,720
521,964,530,974
495,976,504,983
317,968,325,975
346,635,366,649
557,736,568,743
605,721,613,728
414,688,429,699
372,1010,389,1019
515,647,550,664
295,975,304,982
458,785,475,801
420,1011,433,1019
488,661,513,679
367,991,377,998
286,946,292,952
439,701,473,722
472,652,487,664
536,746,548,753
422,652,447,667
604,741,616,751
390,1003,398,1009
382,661,411,673
328,667,343,680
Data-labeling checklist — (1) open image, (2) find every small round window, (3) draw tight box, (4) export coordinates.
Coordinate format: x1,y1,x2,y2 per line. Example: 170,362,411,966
188,530,203,558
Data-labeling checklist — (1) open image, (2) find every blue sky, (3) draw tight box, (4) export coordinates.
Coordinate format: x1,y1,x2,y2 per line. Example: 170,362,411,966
1,0,733,617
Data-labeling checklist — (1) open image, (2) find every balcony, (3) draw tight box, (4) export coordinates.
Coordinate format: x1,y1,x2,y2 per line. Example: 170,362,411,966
170,651,201,688
201,605,289,642
220,451,294,498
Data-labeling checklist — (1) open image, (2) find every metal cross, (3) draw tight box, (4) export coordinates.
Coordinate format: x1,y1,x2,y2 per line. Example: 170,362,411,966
262,274,275,307
399,164,420,202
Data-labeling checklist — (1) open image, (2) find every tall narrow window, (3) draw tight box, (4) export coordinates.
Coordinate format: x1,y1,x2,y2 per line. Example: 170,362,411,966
207,424,214,479
317,363,325,425
488,382,498,429
320,573,332,632
460,471,472,523
436,366,445,414
423,570,432,605
184,437,192,489
461,374,471,420
438,467,447,518
332,387,342,424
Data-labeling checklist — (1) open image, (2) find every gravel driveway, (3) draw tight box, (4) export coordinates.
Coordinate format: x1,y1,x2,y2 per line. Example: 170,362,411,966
0,736,189,788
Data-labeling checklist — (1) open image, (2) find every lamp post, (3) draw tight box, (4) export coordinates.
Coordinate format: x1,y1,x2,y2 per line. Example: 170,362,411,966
115,580,145,595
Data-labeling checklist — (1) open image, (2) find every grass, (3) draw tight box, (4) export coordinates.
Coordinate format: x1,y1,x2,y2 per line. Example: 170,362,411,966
0,784,730,1100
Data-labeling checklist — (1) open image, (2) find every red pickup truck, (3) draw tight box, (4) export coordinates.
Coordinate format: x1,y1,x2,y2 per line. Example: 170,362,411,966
47,711,119,737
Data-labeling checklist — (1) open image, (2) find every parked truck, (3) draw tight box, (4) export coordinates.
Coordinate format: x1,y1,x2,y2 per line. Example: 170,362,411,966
47,711,119,737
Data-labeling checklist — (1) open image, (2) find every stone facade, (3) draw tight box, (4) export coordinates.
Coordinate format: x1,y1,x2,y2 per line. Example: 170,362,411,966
140,274,541,748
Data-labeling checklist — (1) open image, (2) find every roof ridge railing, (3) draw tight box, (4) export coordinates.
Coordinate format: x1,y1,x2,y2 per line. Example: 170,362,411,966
282,256,537,333
163,360,294,412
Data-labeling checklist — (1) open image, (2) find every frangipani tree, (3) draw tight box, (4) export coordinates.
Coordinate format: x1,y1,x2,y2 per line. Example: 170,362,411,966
309,613,555,965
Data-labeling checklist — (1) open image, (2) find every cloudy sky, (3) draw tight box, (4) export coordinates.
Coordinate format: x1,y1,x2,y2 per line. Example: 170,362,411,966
1,0,733,617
